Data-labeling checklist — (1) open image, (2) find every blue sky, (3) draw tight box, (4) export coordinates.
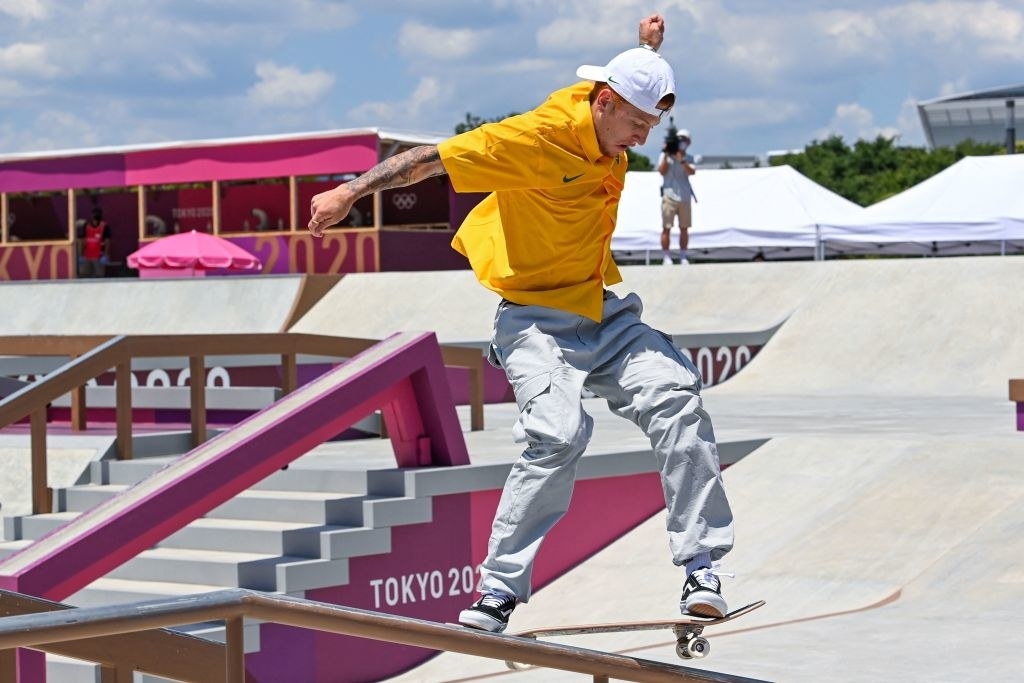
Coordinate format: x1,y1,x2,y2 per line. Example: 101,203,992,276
2,0,1023,163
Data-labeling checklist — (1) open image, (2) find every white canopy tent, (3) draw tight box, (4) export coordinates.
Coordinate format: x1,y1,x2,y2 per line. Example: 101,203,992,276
612,165,863,262
819,154,1024,257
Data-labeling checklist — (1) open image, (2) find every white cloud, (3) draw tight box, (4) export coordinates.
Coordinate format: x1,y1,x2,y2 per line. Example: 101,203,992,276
896,97,926,146
0,78,31,102
0,109,100,152
247,62,334,109
494,58,558,75
817,10,884,56
722,39,788,76
534,0,678,53
156,55,213,83
347,76,451,127
398,22,485,60
292,0,358,30
881,1,1024,59
0,0,48,21
938,78,971,98
816,102,901,143
0,42,60,77
1,1,1021,159
684,97,802,129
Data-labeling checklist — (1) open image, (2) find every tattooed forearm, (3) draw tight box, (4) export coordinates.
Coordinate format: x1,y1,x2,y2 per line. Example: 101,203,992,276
346,145,445,199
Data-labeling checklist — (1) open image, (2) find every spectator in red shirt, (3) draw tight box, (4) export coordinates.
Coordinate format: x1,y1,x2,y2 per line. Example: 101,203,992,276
78,207,111,277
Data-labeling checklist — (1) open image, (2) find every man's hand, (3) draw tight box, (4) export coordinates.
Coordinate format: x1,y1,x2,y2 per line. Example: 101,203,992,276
639,14,665,51
308,186,356,237
306,145,445,237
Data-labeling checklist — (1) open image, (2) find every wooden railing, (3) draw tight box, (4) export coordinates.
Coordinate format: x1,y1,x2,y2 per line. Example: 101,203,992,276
0,333,484,514
0,588,767,683
1009,379,1024,403
0,590,226,682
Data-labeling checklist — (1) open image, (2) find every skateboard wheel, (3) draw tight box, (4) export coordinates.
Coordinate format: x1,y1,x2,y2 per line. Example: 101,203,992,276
675,641,692,660
686,636,710,659
505,635,537,671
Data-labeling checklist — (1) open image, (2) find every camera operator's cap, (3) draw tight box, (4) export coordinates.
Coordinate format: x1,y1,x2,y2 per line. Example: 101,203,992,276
576,47,675,118
677,129,691,140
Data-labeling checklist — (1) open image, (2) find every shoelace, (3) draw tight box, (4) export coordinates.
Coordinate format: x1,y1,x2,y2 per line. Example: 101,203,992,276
479,592,513,608
693,565,735,590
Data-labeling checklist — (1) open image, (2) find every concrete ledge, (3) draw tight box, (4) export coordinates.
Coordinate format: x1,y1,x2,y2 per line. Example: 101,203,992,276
333,495,433,528
52,386,282,411
274,557,351,593
283,525,392,560
367,438,766,499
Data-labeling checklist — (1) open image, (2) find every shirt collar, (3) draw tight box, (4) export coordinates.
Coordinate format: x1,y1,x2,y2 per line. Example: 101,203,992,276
571,81,606,165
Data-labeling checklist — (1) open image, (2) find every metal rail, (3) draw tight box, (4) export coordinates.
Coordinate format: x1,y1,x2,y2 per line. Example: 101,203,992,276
0,589,770,683
0,332,485,513
0,590,225,682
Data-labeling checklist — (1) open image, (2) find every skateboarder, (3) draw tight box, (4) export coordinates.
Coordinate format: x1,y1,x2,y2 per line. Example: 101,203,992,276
307,14,734,633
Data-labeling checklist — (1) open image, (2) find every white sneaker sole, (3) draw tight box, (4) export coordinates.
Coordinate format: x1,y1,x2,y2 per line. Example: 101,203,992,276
458,609,508,633
682,593,727,618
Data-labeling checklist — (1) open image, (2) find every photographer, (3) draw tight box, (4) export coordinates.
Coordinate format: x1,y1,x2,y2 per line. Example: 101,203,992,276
657,124,696,264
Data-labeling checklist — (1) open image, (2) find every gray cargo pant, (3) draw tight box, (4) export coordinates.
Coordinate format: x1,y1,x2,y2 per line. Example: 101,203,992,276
479,290,734,602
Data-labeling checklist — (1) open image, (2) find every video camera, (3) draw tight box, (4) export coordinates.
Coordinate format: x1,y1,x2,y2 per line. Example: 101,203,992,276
663,116,680,156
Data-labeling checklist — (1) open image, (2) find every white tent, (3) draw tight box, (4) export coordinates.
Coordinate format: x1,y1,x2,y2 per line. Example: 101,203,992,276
612,165,863,261
820,154,1024,256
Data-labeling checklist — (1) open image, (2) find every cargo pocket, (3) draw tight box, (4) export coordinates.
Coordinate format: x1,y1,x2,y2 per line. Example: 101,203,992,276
655,330,702,390
486,343,502,369
511,371,559,444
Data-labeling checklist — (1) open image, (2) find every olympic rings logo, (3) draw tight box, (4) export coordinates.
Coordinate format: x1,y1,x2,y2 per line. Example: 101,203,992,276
392,193,418,210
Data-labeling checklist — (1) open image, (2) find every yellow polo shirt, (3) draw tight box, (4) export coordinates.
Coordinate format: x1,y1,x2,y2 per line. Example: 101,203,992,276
439,81,626,322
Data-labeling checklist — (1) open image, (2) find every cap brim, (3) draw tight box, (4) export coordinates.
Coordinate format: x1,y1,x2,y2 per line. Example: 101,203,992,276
576,65,607,81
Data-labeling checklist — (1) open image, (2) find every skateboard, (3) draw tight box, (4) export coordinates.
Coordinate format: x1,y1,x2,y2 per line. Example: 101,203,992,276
504,599,765,670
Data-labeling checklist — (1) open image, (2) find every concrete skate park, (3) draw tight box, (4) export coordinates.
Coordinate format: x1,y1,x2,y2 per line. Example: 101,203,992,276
1,256,1022,682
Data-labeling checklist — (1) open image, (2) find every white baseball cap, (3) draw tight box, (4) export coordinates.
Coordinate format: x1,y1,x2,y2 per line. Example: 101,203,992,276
576,47,675,118
677,129,691,139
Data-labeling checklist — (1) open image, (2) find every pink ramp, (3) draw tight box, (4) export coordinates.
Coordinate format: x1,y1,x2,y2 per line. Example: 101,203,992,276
0,331,468,600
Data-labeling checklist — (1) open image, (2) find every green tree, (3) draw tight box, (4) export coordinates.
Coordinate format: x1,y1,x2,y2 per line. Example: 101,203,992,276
454,112,521,134
626,148,653,171
771,135,1006,206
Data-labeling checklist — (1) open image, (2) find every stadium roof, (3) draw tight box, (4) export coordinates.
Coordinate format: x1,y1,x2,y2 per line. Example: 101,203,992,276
0,128,447,194
917,84,1024,149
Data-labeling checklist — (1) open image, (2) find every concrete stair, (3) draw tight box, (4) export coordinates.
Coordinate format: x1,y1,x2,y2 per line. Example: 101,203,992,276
0,442,435,680
3,450,427,596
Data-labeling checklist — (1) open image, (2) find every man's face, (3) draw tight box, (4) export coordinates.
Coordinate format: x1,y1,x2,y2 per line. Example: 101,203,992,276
593,88,665,157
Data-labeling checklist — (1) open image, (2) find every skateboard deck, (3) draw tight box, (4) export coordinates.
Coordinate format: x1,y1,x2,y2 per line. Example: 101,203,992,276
505,599,765,669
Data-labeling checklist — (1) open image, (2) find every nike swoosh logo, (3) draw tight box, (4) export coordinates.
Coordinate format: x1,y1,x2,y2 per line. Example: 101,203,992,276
608,76,620,85
563,173,584,183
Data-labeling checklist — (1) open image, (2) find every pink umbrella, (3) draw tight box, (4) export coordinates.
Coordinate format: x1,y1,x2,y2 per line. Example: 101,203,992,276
128,230,261,278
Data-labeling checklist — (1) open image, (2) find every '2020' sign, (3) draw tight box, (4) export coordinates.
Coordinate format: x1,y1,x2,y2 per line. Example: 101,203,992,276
680,345,760,387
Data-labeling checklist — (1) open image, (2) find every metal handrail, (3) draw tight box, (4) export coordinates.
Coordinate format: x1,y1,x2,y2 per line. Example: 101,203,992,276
0,333,485,514
0,589,226,682
0,589,769,683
